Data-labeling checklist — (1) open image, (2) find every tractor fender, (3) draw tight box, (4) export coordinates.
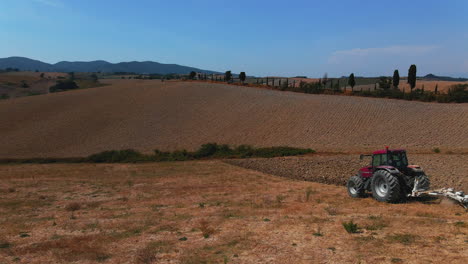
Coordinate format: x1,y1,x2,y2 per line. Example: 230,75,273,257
375,166,400,175
407,165,425,174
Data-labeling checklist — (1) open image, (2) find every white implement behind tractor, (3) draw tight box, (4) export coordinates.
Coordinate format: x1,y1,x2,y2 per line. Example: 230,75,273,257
411,183,468,209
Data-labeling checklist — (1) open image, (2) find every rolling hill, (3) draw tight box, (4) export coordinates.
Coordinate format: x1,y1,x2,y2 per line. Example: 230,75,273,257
0,56,219,74
0,80,467,158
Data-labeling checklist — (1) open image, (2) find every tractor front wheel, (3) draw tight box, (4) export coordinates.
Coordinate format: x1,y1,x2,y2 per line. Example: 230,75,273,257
371,170,401,203
347,176,365,198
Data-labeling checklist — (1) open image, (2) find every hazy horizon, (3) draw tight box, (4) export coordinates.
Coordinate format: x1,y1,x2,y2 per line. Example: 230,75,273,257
1,0,467,77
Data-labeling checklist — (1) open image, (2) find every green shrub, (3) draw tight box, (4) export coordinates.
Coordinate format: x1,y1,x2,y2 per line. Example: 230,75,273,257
170,150,191,161
86,149,145,163
195,143,221,158
153,149,171,161
433,147,441,153
49,80,79,93
343,221,360,233
235,145,254,157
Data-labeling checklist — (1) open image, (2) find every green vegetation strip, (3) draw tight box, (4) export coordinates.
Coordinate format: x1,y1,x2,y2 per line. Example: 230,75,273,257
0,143,314,164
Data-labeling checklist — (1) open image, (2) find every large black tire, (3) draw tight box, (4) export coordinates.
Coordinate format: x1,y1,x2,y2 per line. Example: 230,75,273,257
371,170,401,203
415,174,430,191
347,176,365,198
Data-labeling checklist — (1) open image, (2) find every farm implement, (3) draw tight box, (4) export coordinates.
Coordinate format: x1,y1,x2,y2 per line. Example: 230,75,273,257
347,147,468,208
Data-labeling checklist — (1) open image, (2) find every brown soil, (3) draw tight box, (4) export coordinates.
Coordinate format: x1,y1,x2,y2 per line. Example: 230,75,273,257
1,80,467,158
225,154,468,191
0,161,466,263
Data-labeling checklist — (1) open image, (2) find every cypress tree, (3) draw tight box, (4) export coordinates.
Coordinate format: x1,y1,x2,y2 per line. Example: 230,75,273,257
225,71,232,82
348,73,356,92
239,72,246,84
408,64,417,90
393,70,400,89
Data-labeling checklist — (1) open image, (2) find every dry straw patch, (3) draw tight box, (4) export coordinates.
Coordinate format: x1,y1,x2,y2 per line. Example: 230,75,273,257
0,161,466,263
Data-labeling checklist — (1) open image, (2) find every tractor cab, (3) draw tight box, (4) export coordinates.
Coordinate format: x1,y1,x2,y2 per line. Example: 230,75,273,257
370,148,408,169
358,148,411,178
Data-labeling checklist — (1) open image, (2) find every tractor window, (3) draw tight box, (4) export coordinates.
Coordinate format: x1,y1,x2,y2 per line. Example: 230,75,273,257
372,155,381,166
389,152,408,167
381,154,388,165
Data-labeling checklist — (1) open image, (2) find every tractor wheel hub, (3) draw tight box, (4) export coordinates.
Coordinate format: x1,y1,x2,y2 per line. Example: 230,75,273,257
375,178,388,197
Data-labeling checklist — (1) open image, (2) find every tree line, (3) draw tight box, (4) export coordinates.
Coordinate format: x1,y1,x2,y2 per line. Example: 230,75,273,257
186,65,466,103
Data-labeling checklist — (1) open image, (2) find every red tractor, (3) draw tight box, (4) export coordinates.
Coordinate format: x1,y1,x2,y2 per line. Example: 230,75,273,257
347,147,430,203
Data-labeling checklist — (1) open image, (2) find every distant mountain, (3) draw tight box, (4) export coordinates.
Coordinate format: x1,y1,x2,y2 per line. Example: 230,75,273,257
424,74,468,82
0,56,219,74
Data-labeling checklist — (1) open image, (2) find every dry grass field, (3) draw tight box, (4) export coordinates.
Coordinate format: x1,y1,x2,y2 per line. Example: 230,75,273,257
1,161,467,264
1,79,467,158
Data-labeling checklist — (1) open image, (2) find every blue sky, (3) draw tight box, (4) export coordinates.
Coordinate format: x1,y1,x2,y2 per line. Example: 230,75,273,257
1,0,467,77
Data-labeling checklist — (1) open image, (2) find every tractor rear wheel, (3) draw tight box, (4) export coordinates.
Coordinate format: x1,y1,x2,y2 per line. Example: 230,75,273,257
371,170,401,203
347,176,365,198
415,174,430,191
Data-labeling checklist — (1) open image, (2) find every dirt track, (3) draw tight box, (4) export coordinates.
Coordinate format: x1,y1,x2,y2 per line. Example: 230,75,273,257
225,154,468,191
0,79,467,158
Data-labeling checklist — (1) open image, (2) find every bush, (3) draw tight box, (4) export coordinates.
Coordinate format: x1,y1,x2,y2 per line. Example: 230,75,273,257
235,145,254,157
86,149,146,163
195,143,221,158
433,147,441,153
49,80,79,93
170,150,191,161
343,221,360,233
446,84,468,103
153,149,171,161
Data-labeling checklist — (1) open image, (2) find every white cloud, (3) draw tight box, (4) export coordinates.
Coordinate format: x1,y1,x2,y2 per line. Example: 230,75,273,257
31,0,63,7
328,45,438,64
